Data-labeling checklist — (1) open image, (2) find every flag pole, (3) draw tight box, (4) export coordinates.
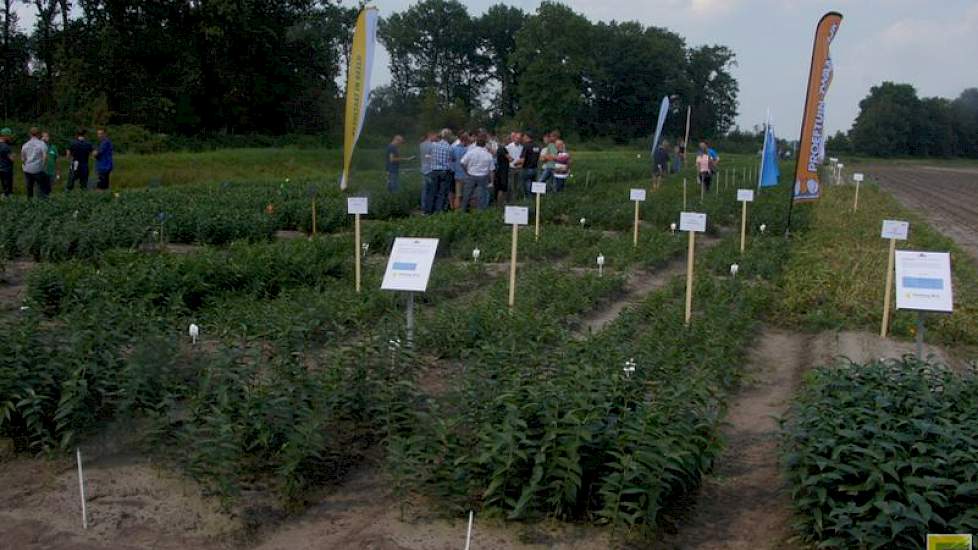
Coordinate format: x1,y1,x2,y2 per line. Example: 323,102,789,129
758,109,770,191
683,106,692,168
786,21,820,237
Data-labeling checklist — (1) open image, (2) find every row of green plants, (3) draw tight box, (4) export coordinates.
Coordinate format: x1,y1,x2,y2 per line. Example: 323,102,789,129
0,178,418,262
781,358,978,548
1,155,799,534
0,154,767,264
383,214,802,532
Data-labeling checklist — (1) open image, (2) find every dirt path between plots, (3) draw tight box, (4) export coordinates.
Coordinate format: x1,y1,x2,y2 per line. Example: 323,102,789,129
861,164,978,261
249,468,612,550
0,259,36,312
656,328,805,550
576,233,722,337
656,327,963,550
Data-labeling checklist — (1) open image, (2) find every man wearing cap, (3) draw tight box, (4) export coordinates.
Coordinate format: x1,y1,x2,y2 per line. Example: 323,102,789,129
21,127,49,199
0,128,13,197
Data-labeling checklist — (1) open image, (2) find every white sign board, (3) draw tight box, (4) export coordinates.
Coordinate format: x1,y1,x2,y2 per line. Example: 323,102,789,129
630,189,647,202
347,197,368,215
838,163,845,169
829,157,838,164
381,238,439,292
531,182,547,195
505,206,529,226
895,251,953,313
737,189,755,202
881,220,909,241
853,173,864,182
679,212,707,233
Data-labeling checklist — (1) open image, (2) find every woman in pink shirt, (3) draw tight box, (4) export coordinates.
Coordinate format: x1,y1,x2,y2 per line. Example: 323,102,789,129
696,145,713,193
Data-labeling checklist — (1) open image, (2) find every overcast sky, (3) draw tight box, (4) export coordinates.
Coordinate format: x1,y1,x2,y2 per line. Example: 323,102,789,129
14,0,978,138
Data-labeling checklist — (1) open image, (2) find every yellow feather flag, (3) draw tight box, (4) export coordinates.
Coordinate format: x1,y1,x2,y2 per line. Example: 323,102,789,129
340,7,378,191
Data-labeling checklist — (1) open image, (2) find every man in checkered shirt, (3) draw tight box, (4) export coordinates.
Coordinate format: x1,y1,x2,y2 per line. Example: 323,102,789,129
424,129,454,214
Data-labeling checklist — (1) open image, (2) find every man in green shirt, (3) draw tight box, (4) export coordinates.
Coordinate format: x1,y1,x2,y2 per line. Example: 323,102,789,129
539,130,559,189
42,131,59,188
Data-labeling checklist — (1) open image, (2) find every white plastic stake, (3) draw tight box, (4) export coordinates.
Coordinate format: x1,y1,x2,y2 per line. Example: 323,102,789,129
189,323,199,345
597,254,605,277
465,510,474,550
77,448,88,529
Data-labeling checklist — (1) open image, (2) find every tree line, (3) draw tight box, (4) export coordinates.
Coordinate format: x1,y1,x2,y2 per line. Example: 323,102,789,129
0,0,739,144
828,83,978,158
1,0,357,136
373,0,738,143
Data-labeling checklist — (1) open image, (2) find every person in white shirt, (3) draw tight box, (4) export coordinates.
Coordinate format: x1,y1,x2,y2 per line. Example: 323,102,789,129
459,134,494,212
20,127,49,199
504,132,523,203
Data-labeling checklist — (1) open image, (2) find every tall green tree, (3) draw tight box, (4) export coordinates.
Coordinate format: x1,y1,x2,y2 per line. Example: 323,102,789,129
1,0,33,120
850,82,921,157
685,45,739,141
512,1,594,134
950,88,978,157
378,0,488,110
915,97,953,157
476,4,526,120
587,22,687,141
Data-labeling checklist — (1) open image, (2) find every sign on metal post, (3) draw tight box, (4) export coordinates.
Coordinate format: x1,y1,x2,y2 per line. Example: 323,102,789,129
382,237,439,347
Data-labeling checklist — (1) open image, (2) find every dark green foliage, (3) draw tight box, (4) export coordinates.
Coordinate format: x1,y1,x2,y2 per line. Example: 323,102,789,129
845,83,978,158
781,359,978,548
0,179,418,262
388,273,771,527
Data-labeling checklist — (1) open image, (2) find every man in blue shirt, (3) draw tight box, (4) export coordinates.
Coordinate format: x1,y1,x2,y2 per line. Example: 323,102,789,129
451,132,469,210
425,130,454,214
385,135,413,193
94,128,114,190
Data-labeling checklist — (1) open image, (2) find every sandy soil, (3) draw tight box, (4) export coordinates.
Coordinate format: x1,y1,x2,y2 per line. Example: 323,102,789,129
863,164,978,261
249,468,612,550
0,424,240,550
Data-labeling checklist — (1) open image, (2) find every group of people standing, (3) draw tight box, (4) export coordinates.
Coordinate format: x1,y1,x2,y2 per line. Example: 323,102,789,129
650,139,719,192
386,128,572,215
0,127,114,199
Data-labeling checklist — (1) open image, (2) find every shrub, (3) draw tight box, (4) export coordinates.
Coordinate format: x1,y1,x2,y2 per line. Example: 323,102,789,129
781,358,978,548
